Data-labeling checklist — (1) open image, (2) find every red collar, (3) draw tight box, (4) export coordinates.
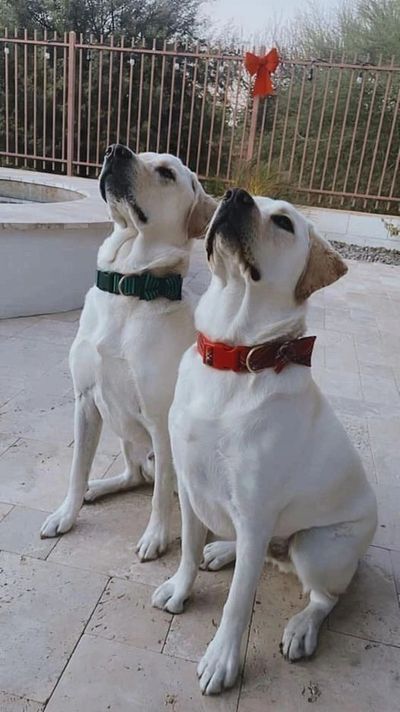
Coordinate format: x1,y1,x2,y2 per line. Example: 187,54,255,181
197,332,316,374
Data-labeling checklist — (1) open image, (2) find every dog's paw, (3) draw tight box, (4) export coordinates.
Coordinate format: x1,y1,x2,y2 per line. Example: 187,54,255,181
40,503,77,539
135,521,169,561
200,541,236,571
281,608,319,661
197,634,240,695
84,479,105,502
152,576,190,614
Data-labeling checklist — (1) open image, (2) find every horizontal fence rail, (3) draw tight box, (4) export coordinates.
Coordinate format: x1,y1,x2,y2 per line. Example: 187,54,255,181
0,29,399,213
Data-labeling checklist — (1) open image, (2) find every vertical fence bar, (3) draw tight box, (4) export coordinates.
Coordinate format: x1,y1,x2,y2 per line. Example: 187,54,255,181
156,40,167,153
23,28,28,166
76,33,83,174
377,82,400,205
226,54,244,180
166,42,178,154
341,60,367,204
136,38,146,153
185,43,199,166
61,32,67,170
298,63,318,187
96,37,104,167
318,54,345,202
206,57,221,176
145,38,156,151
116,35,124,145
352,56,382,205
51,32,57,170
329,55,357,203
42,29,47,167
308,51,333,190
4,28,10,163
125,38,134,147
106,34,114,150
278,63,295,173
13,28,18,166
288,65,306,180
66,30,76,175
196,57,209,173
267,93,279,173
86,35,93,174
216,59,231,177
364,58,394,207
176,44,188,159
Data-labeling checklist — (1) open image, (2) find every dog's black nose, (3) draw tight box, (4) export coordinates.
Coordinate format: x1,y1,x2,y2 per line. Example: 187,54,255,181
104,143,134,162
224,188,254,207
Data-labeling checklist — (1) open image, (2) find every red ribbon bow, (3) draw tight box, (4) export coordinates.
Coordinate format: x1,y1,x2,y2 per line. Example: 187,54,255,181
245,48,280,97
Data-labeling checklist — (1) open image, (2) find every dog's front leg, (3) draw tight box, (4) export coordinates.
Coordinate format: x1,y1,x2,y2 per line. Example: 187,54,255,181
40,392,102,538
152,485,207,612
197,522,274,695
135,420,174,561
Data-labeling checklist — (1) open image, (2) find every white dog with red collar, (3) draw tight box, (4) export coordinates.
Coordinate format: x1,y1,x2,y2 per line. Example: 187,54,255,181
152,189,377,695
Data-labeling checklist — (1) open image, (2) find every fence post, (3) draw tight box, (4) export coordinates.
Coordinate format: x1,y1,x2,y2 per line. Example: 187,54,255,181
66,31,76,176
246,95,259,162
246,45,264,163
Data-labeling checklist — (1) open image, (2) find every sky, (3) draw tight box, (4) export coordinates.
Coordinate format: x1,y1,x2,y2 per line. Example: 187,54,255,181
202,0,342,40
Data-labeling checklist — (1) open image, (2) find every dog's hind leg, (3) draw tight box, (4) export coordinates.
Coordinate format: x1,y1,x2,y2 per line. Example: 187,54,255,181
281,513,377,662
201,540,236,570
84,431,151,502
41,391,102,538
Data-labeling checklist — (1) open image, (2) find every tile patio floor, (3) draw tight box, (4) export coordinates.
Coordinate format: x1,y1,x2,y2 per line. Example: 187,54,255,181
0,242,399,711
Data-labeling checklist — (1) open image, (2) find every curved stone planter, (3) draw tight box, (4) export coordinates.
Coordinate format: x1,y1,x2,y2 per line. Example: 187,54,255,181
0,168,112,318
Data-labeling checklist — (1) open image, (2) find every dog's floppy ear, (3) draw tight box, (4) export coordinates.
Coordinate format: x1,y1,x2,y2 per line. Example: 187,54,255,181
187,175,218,239
295,223,348,302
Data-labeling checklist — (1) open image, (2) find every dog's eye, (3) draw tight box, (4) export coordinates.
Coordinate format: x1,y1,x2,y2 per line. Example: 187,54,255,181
271,214,294,234
156,166,175,181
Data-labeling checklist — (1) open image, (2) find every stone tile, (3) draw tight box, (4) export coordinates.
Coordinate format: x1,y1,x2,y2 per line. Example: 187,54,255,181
1,389,75,444
0,502,13,521
164,567,234,663
48,492,182,586
0,692,44,712
337,413,376,483
325,311,379,336
324,336,359,372
372,483,400,551
0,437,114,511
361,372,399,405
40,309,82,322
0,337,66,381
20,319,78,347
0,433,18,456
0,315,41,337
0,506,58,559
28,358,73,397
328,547,399,646
313,367,362,400
390,549,400,596
0,374,26,406
87,577,172,652
239,564,400,712
368,416,400,486
46,635,239,712
0,550,107,702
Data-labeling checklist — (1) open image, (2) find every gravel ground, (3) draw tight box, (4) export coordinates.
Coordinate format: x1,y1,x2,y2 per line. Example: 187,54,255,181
330,240,400,265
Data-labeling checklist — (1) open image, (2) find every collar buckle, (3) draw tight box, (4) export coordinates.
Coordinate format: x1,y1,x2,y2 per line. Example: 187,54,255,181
245,345,265,374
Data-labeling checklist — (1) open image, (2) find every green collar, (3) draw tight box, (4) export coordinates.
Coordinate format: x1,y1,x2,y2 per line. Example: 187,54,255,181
96,270,182,301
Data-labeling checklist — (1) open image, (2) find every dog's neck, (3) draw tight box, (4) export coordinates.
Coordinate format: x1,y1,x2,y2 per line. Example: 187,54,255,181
195,273,307,346
97,226,191,277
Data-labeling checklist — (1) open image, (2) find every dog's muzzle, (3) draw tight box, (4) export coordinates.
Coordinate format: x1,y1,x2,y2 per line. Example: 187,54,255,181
99,143,135,202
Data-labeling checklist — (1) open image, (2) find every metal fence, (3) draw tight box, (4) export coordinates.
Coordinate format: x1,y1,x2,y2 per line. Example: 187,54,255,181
0,29,399,213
